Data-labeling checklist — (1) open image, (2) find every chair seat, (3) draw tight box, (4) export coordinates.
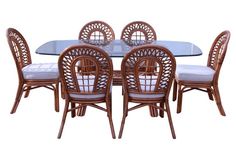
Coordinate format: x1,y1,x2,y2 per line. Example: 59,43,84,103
69,93,105,100
129,93,164,99
22,63,59,80
176,64,215,82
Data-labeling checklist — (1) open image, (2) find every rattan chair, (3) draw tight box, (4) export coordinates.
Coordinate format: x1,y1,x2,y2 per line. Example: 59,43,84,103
115,21,158,116
172,30,230,116
120,21,157,46
118,45,176,139
79,20,115,46
77,21,115,116
7,28,60,113
57,45,116,139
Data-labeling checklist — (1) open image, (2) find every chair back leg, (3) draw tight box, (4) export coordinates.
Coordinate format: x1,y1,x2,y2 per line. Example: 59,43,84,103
213,84,226,116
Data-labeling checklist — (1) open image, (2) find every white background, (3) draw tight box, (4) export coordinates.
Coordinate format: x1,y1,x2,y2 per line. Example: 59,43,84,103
0,0,236,159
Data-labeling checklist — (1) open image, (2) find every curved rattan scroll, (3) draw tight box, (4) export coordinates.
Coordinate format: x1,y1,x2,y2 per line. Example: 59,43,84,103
121,21,157,46
58,45,113,96
122,45,176,95
79,21,115,46
207,31,230,71
7,28,32,73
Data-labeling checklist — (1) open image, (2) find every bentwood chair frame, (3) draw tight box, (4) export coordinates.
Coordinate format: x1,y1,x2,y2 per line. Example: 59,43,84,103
118,45,176,139
172,30,231,116
57,45,116,139
7,28,59,114
115,21,158,116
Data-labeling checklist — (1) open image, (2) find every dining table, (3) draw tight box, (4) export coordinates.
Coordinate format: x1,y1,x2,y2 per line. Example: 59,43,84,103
36,39,202,57
36,39,202,117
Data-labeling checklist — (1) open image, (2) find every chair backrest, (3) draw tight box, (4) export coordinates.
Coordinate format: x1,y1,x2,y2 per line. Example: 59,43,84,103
7,28,32,79
120,21,157,46
79,21,115,46
207,30,230,80
58,45,113,97
121,45,176,96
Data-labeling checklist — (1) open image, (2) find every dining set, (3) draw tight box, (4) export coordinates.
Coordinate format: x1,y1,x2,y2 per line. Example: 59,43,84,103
6,20,231,139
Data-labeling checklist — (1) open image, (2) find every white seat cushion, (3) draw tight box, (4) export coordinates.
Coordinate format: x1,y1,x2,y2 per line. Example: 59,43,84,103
69,93,105,100
22,63,59,80
129,93,164,99
176,64,215,82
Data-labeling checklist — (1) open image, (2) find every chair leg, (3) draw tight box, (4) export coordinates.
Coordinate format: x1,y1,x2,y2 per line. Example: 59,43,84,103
71,103,76,118
177,84,183,113
207,88,214,101
11,83,24,114
60,82,65,99
159,102,164,118
57,100,70,139
107,92,112,116
149,105,158,117
165,100,176,139
213,84,226,116
54,82,59,112
106,98,116,139
77,104,87,116
118,97,128,139
172,80,177,101
24,86,31,98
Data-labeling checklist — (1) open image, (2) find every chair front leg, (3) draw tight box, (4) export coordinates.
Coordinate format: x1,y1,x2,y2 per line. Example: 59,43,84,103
106,98,116,139
177,84,183,113
172,80,177,101
71,103,76,118
54,82,59,112
57,100,70,139
159,102,164,118
165,100,176,139
118,96,128,139
11,83,24,114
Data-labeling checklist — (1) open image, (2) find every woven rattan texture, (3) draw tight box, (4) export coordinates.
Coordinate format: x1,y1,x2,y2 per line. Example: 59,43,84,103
208,31,230,70
7,28,32,69
122,45,176,94
58,45,113,94
79,21,115,45
121,21,157,46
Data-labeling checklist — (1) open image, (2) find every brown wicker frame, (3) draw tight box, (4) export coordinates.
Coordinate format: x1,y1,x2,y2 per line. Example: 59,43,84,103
57,44,116,139
79,20,115,46
172,30,231,116
118,45,176,139
7,28,59,113
113,21,157,87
